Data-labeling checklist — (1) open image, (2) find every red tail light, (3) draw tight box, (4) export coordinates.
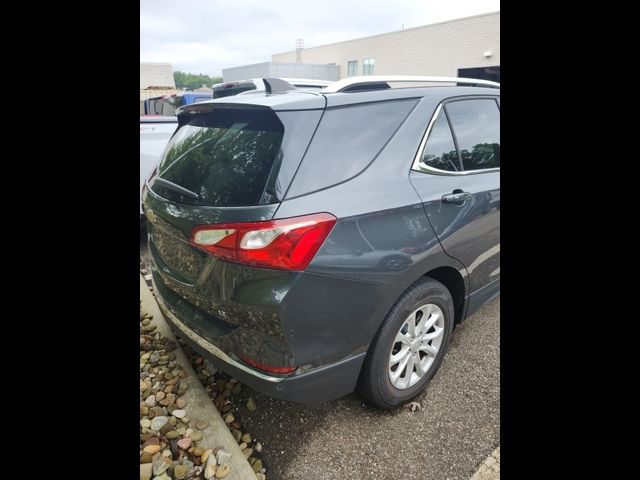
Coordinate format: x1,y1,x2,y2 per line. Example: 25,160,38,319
238,354,297,375
191,212,337,271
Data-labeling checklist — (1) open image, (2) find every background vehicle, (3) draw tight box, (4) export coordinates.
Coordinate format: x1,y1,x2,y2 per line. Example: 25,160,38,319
143,92,213,116
157,92,213,115
140,116,178,216
142,76,500,408
213,78,332,98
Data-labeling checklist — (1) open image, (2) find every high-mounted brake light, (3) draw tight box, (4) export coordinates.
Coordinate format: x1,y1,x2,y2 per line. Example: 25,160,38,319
191,213,337,271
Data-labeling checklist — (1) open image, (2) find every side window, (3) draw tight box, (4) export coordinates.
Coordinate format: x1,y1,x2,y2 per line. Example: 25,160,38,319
420,109,461,172
445,99,500,170
286,99,418,198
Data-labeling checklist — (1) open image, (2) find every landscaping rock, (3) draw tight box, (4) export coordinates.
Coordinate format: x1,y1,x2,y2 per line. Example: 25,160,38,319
251,459,263,473
201,449,213,464
143,444,162,455
215,464,231,478
173,464,188,479
140,463,152,480
215,449,232,466
152,453,171,475
204,453,218,479
177,437,192,450
150,416,168,431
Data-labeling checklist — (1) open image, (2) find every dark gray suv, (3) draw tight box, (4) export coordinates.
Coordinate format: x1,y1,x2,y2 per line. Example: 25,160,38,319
142,76,500,409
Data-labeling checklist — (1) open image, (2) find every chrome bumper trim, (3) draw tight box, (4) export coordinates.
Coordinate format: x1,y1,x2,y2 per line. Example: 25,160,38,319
153,284,284,384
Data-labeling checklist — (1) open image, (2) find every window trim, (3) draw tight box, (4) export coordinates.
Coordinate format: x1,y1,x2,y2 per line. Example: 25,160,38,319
412,96,500,176
363,57,375,75
347,60,358,77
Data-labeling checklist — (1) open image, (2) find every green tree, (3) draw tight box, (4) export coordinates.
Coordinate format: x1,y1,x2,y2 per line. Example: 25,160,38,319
173,71,223,90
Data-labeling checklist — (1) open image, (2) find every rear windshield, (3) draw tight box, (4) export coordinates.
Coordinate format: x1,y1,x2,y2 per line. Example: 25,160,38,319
151,108,284,207
213,82,257,98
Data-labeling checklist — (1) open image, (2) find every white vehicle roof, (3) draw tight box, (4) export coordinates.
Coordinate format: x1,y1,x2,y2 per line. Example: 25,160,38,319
213,78,333,89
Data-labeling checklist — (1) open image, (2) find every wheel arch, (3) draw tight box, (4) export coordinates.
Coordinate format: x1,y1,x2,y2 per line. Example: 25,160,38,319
423,266,467,324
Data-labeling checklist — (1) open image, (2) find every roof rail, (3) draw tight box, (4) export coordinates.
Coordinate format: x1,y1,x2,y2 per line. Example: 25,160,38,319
322,75,500,93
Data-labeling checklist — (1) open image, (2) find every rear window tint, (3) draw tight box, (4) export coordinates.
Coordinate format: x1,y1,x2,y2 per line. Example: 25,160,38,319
151,108,284,207
421,110,460,172
445,99,500,170
286,99,417,198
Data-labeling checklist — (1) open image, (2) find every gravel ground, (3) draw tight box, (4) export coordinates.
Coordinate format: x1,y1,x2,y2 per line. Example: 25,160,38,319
140,235,500,480
140,303,238,480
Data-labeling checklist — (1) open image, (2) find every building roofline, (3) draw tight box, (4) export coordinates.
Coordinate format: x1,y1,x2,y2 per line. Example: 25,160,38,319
222,60,340,71
272,11,500,56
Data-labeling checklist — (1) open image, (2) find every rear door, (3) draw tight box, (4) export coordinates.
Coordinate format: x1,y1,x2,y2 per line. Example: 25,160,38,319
409,96,500,296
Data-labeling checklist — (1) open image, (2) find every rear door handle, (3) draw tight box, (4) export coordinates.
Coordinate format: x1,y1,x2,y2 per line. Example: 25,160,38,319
442,190,472,205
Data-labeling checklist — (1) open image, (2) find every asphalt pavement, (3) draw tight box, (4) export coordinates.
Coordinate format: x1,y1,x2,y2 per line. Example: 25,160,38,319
140,236,500,480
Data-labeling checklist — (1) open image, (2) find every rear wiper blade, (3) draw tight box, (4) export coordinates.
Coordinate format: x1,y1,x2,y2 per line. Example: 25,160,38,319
152,177,200,200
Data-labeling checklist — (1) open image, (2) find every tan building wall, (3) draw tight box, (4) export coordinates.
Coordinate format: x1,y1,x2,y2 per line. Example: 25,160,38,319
140,63,176,89
272,12,499,79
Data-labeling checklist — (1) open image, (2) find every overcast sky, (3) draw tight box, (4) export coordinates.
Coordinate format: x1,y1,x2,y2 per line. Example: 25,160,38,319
140,0,500,77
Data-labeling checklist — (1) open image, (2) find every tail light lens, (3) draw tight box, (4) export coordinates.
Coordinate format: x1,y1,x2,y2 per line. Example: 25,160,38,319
191,212,337,271
238,354,297,375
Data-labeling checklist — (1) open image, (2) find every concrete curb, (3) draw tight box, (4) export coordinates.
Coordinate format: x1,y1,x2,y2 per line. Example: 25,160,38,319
470,447,500,480
140,274,257,480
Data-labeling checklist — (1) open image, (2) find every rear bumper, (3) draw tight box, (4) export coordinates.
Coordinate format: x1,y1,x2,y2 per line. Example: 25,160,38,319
154,282,365,404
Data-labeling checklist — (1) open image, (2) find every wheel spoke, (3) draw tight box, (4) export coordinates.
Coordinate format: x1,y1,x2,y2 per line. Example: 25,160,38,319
415,305,433,335
414,355,428,377
390,349,411,383
419,343,438,357
421,312,440,333
407,315,416,337
390,345,410,364
394,330,412,346
422,325,444,341
401,355,415,388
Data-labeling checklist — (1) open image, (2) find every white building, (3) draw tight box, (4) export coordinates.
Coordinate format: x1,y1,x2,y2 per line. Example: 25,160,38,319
268,12,499,81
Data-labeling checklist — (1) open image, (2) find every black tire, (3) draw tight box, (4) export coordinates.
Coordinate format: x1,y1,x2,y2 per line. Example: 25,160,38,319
359,277,455,409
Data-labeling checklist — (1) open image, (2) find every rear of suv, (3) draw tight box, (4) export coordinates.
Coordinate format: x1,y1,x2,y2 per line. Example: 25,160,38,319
142,76,500,409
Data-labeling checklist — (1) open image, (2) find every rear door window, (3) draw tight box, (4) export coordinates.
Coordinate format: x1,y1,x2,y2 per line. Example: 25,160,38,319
444,99,500,170
151,108,284,207
420,109,461,172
